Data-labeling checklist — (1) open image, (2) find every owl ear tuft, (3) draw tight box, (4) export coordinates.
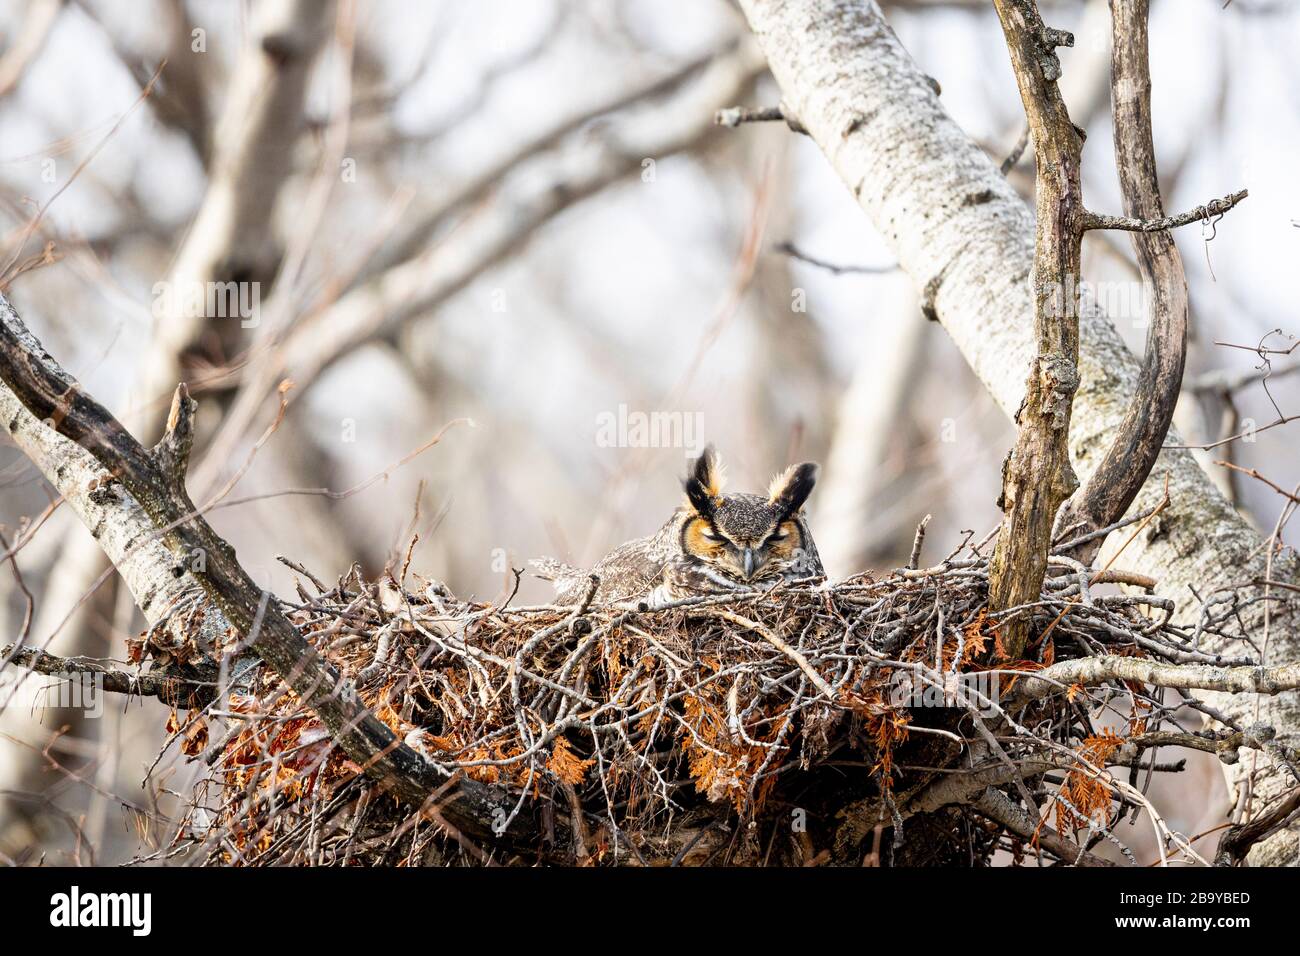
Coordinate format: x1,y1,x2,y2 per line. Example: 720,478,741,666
684,445,724,517
768,462,819,517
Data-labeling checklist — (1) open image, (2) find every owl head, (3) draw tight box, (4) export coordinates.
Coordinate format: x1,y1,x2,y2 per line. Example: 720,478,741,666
680,445,819,583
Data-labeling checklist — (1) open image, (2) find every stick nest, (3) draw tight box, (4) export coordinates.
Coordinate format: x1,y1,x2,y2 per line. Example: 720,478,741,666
163,542,1263,867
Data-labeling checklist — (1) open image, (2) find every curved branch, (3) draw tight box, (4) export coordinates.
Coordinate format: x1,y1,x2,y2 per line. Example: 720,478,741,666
1057,0,1196,555
971,788,1117,866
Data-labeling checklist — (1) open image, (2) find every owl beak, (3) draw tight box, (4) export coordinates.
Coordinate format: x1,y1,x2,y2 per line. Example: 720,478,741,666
742,548,756,580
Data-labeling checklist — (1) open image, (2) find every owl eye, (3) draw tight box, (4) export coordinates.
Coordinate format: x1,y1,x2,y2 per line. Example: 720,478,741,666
768,530,789,543
700,526,721,542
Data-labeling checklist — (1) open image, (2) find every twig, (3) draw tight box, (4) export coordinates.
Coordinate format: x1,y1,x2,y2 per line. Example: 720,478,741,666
0,643,214,703
714,103,806,133
999,124,1031,175
702,609,834,698
1214,461,1300,505
774,241,897,276
1164,414,1300,451
908,514,932,570
1083,189,1248,232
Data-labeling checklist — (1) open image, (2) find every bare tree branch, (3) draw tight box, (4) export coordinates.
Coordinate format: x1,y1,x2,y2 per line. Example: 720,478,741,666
734,0,1297,863
984,0,1082,658
0,643,220,704
1007,653,1300,703
1055,0,1193,559
0,0,61,99
971,788,1117,866
0,291,528,841
193,41,767,495
1083,189,1247,233
714,103,806,133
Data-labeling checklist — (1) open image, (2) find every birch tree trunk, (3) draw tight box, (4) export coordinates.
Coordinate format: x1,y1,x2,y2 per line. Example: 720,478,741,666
738,0,1298,864
0,320,235,657
0,0,345,847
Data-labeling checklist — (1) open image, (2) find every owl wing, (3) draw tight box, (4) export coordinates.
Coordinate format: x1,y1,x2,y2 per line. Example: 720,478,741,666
660,555,751,600
533,530,675,605
791,515,825,578
586,535,673,603
530,557,579,582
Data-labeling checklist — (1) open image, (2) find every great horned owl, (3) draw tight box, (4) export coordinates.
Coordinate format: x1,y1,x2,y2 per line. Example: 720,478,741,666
534,446,823,606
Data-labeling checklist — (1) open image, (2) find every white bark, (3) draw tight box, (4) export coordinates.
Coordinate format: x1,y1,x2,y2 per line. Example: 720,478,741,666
739,0,1297,864
9,0,340,660
0,338,231,656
